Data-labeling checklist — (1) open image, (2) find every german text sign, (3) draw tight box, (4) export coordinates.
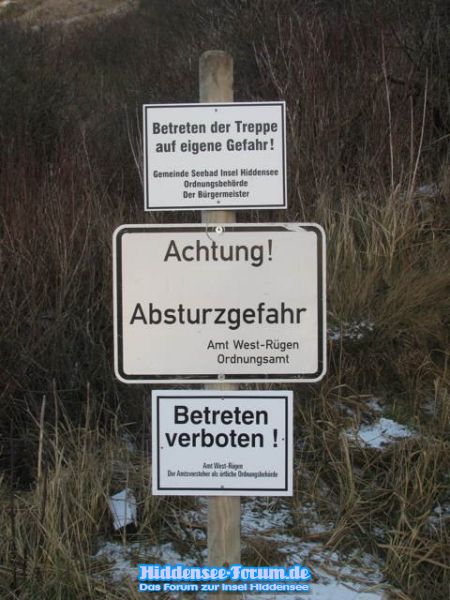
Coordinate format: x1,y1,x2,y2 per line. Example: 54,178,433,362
143,102,286,210
113,223,326,383
152,390,293,496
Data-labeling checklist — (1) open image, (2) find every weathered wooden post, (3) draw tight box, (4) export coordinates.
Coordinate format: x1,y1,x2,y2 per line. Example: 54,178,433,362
114,46,325,598
199,50,241,598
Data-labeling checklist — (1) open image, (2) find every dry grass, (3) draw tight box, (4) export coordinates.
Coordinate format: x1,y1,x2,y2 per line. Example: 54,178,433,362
0,391,162,599
0,0,449,598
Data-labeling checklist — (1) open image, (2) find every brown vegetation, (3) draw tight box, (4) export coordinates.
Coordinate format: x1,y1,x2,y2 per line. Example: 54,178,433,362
0,0,449,598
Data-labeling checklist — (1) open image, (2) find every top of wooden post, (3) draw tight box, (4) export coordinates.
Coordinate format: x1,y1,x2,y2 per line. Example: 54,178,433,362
199,51,235,222
199,51,233,103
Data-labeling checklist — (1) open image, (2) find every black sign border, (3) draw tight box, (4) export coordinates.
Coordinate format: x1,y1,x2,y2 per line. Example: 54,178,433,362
114,223,326,383
153,392,292,494
143,102,287,211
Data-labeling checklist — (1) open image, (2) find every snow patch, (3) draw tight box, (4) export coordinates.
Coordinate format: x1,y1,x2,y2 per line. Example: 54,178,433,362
94,497,393,599
347,417,414,449
329,320,375,342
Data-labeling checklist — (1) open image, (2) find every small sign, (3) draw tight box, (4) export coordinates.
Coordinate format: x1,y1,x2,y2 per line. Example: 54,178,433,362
143,102,286,211
152,390,293,496
113,223,326,383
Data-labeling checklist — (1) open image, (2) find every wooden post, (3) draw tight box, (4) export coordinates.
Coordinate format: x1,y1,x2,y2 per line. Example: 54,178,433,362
199,50,236,225
199,51,241,597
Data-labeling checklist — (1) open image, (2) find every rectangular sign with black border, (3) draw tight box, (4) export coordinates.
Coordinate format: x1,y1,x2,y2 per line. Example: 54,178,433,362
113,223,326,383
152,390,293,496
143,102,286,211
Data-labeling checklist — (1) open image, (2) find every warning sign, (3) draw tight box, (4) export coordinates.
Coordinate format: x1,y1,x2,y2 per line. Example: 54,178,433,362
143,102,286,210
113,223,326,384
152,390,293,496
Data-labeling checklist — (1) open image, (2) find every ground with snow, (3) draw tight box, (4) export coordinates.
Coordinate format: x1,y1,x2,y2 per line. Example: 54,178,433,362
96,493,392,599
95,400,417,599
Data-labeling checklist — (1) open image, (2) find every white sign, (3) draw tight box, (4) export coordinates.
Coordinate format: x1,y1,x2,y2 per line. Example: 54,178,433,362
152,390,293,496
143,102,286,210
113,223,326,383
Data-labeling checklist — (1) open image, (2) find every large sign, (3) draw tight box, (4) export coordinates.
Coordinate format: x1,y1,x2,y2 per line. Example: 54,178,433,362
113,223,326,383
143,102,286,211
152,390,293,496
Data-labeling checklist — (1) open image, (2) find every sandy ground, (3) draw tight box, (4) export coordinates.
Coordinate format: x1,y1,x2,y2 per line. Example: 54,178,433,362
0,0,138,25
